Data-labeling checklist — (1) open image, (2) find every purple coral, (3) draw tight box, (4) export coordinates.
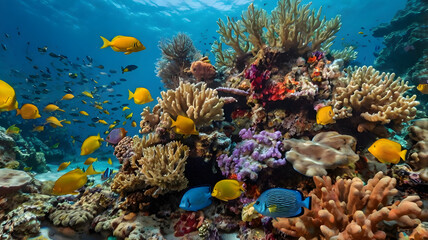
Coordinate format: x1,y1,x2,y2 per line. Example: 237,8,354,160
217,128,286,181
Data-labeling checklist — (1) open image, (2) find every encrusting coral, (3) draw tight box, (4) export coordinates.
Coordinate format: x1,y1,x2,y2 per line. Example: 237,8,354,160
212,0,342,68
408,118,428,182
282,131,359,176
273,172,427,239
330,65,419,131
158,81,224,127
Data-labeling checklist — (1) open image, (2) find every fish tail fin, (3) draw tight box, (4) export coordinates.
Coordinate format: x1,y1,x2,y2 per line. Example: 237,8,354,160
100,36,110,49
85,164,99,175
16,108,21,116
58,108,65,112
128,90,134,100
121,66,124,74
399,149,407,161
303,196,312,210
170,117,176,127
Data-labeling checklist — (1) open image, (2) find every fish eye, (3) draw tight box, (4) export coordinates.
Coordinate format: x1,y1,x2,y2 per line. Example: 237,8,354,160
256,201,259,204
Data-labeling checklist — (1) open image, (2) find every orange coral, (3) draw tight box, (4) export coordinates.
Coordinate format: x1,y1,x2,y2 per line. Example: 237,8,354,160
190,59,216,81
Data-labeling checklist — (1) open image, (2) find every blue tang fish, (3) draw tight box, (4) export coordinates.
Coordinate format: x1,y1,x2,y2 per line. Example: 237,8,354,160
253,188,311,219
179,186,212,211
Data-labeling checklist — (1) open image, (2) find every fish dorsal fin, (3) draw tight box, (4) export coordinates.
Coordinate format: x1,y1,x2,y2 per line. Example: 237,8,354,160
111,35,126,41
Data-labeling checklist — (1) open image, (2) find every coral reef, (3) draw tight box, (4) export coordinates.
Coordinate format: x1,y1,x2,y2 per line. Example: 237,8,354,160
0,129,16,168
282,131,359,176
156,33,202,89
189,56,217,84
273,172,427,239
217,128,286,181
111,212,166,240
373,0,428,80
158,82,224,127
330,66,419,131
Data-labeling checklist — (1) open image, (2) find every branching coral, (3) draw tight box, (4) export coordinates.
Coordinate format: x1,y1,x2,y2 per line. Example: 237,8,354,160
282,131,359,176
111,140,189,198
212,0,341,67
330,66,419,130
156,33,202,89
408,118,428,181
273,172,426,239
329,46,358,65
158,82,224,127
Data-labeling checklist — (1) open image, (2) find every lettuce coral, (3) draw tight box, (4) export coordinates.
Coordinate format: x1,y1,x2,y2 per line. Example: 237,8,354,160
273,172,426,239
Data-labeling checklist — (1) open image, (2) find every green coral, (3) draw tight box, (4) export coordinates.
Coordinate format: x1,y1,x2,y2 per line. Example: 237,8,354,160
212,0,342,67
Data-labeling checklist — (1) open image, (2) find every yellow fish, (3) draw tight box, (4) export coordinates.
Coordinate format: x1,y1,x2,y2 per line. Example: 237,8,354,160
46,116,64,127
61,94,74,100
211,179,245,201
104,130,109,135
23,167,32,172
108,158,112,165
171,115,199,135
97,119,108,125
94,104,103,110
128,88,153,104
368,139,407,164
316,106,335,125
100,35,146,55
52,164,100,195
57,161,71,171
32,125,44,132
82,91,94,98
84,157,98,165
108,124,116,129
103,110,110,115
6,124,20,135
122,106,130,111
131,120,137,127
82,100,87,104
16,104,41,119
103,100,109,104
43,104,65,112
0,79,18,111
125,112,133,119
358,31,364,34
63,120,71,124
417,84,428,94
81,134,104,155
122,121,127,125
79,111,89,116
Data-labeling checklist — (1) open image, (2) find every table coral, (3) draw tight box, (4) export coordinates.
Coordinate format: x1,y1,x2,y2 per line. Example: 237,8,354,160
282,131,359,176
0,169,32,196
217,128,286,181
158,82,224,127
330,66,419,131
273,172,426,240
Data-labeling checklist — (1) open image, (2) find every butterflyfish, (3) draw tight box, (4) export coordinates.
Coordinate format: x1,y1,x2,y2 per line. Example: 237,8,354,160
211,179,245,201
316,106,335,125
16,104,41,119
128,88,153,104
170,115,199,135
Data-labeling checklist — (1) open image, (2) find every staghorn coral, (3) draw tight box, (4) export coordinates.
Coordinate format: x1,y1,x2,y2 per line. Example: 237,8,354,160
282,131,359,176
158,82,224,127
273,172,426,239
212,0,341,67
217,128,286,181
111,140,188,198
156,33,202,89
330,66,419,130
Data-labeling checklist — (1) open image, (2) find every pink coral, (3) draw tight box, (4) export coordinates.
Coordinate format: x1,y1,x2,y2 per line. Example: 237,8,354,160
174,211,204,237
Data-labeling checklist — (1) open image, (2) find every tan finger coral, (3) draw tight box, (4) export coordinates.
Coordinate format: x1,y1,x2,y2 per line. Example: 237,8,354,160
282,131,359,176
409,118,428,181
158,82,224,127
331,66,419,128
273,172,426,239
